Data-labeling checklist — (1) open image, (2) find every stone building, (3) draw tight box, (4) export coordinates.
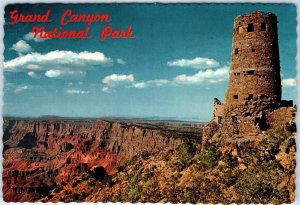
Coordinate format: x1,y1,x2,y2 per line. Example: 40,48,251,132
203,11,295,145
226,11,281,107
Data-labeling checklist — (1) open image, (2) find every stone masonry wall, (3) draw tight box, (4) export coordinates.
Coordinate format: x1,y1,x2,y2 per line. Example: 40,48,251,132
202,11,295,148
225,11,281,107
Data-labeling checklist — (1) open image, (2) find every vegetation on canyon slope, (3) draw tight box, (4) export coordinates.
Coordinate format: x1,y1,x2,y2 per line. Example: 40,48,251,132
40,127,295,204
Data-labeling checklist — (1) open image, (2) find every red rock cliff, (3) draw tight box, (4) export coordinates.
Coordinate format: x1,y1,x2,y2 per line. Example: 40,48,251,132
3,119,202,202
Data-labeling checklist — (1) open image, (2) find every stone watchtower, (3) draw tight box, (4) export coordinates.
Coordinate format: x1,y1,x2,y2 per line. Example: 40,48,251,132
225,11,282,108
203,11,295,144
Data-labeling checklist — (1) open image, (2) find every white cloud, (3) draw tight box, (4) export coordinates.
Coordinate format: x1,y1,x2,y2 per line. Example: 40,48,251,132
14,85,28,93
27,64,40,70
45,70,86,79
117,58,126,65
102,73,171,90
10,40,33,55
167,57,219,69
148,79,170,86
4,50,113,72
5,82,14,88
131,82,148,89
282,78,296,87
67,82,83,86
27,71,38,78
65,90,89,94
102,87,110,93
102,74,134,87
45,70,61,78
24,32,47,42
5,83,29,93
174,66,229,84
131,79,170,89
101,65,228,92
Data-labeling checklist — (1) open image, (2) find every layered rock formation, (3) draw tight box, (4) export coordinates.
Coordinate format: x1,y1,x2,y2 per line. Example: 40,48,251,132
3,118,202,202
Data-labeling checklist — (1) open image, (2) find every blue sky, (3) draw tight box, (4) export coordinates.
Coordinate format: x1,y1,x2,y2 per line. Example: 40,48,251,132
3,3,297,121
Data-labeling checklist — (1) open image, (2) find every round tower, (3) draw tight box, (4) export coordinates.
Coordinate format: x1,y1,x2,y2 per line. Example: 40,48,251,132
225,11,281,107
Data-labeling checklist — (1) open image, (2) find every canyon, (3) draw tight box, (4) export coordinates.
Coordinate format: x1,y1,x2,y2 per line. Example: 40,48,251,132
2,116,296,203
2,117,203,202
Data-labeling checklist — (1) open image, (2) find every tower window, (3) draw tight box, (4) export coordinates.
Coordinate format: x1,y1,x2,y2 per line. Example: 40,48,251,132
248,94,253,100
235,48,239,54
261,23,267,31
233,95,238,99
245,112,251,117
247,24,254,32
247,70,255,75
252,48,255,52
218,116,222,124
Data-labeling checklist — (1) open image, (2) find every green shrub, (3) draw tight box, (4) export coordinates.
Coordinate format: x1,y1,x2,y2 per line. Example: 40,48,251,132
141,178,160,202
170,172,182,181
142,167,155,181
183,188,199,204
219,168,240,186
141,151,150,160
195,143,221,170
285,137,296,154
234,161,285,204
198,178,224,204
125,155,139,166
261,129,292,158
267,127,291,143
130,174,140,188
238,141,260,165
177,143,196,170
128,187,141,202
222,151,239,168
